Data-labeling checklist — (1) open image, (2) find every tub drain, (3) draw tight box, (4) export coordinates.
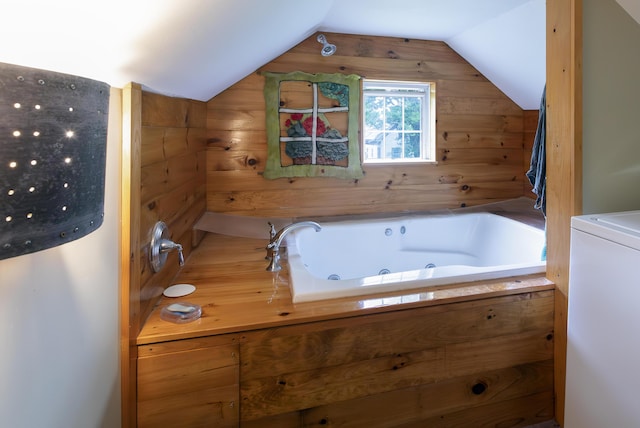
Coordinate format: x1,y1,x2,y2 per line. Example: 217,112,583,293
327,274,341,280
378,268,391,275
425,263,436,269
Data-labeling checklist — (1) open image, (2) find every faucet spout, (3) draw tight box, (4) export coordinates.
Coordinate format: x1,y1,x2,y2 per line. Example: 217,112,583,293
266,221,321,272
270,221,322,249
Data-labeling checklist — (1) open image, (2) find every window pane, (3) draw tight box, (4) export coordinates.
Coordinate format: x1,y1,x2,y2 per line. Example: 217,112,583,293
404,97,421,130
404,133,421,158
384,132,402,158
365,96,384,130
385,97,402,130
362,80,434,163
364,131,382,160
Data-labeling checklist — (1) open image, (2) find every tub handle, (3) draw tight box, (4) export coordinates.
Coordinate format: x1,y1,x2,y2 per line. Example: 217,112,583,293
150,221,185,272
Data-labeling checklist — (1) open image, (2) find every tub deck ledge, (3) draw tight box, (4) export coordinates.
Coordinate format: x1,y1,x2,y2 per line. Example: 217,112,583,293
137,232,554,345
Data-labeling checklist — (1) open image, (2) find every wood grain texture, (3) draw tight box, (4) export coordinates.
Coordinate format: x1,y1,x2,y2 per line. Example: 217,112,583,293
206,33,529,217
240,292,553,380
240,297,554,421
299,362,553,427
136,231,554,345
137,342,239,427
123,89,208,427
121,83,141,428
547,0,583,424
137,91,208,327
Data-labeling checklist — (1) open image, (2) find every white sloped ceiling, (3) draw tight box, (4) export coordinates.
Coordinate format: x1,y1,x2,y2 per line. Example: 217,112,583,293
0,0,544,108
446,0,546,109
616,0,640,25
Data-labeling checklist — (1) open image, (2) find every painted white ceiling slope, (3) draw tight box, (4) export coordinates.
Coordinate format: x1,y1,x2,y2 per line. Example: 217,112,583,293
616,0,640,25
0,0,545,109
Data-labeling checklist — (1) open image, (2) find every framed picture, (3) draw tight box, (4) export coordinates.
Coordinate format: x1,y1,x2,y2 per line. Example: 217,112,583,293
263,71,363,179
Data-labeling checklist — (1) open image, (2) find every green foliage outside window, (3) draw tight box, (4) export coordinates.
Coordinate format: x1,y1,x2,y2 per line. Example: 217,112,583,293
363,80,432,162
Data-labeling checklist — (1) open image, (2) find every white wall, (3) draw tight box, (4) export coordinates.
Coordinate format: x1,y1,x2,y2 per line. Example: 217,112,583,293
583,0,640,213
0,88,122,428
447,0,546,110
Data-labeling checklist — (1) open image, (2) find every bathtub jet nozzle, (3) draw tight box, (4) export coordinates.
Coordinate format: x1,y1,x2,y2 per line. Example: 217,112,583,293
266,221,321,272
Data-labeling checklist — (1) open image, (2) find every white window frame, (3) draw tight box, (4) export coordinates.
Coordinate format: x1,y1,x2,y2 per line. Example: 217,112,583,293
362,79,436,164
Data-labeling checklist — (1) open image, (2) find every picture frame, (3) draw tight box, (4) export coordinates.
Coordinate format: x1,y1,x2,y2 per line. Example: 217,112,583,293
263,71,363,179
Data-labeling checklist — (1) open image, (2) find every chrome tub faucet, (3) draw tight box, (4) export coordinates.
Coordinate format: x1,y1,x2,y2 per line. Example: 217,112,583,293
266,221,321,272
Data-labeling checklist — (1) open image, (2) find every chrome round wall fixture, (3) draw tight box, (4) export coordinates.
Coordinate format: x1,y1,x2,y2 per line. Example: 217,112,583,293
150,221,184,273
317,34,337,56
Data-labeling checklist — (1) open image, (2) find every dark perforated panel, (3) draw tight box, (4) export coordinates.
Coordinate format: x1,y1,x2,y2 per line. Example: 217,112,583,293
0,62,109,260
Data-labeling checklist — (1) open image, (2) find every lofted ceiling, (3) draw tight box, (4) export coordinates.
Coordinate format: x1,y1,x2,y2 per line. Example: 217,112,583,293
616,0,640,24
1,0,545,109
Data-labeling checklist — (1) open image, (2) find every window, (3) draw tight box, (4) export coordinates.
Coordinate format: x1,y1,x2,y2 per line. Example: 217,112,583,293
362,80,435,163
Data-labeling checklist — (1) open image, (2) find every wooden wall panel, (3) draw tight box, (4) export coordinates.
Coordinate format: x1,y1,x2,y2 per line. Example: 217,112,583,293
121,83,142,428
547,0,583,424
123,87,209,427
137,342,239,427
137,91,208,329
300,364,553,427
206,33,530,217
239,291,554,426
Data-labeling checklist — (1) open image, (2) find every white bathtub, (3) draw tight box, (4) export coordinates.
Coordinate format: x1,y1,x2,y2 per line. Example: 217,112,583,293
285,212,546,303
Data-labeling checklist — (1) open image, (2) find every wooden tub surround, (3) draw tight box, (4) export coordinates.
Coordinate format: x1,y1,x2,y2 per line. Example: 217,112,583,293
125,4,583,422
136,230,555,427
124,29,558,425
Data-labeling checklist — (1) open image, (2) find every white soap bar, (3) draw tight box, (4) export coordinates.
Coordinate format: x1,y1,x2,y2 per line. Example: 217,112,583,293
167,303,196,313
160,302,202,323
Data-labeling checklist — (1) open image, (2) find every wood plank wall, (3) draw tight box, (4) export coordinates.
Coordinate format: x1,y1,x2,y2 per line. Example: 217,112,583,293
546,0,583,424
137,91,208,328
239,290,555,426
121,83,141,428
122,87,208,426
206,32,531,218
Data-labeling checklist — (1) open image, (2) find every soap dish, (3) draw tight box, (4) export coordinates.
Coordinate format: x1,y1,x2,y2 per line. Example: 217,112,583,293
160,302,202,324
